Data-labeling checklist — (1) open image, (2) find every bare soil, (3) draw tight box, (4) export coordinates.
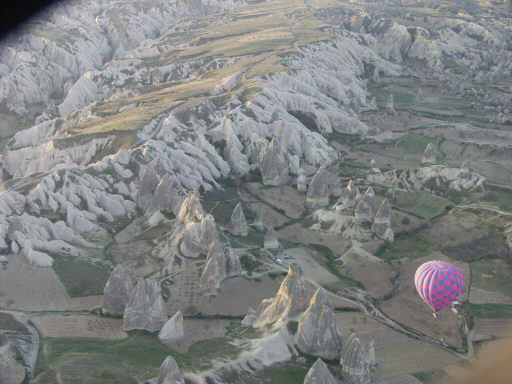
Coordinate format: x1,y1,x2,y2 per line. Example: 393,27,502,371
472,318,512,342
0,256,102,311
339,249,394,300
32,315,127,339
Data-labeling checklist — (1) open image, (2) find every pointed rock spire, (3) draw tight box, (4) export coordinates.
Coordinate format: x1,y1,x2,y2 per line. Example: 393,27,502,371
226,249,242,277
371,199,394,242
386,94,395,114
355,187,377,223
306,167,330,209
297,288,343,360
146,175,186,217
341,333,372,384
304,358,339,384
336,180,361,210
123,278,168,332
421,143,437,165
260,138,289,186
264,227,280,249
297,168,307,193
251,262,308,327
103,264,135,317
229,202,249,237
157,355,185,384
159,310,184,342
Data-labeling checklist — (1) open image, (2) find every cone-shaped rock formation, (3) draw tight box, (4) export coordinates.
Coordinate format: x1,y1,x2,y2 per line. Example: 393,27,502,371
264,227,280,249
157,355,185,384
371,199,394,242
246,262,308,327
306,167,330,209
103,263,134,317
422,143,437,165
260,138,289,186
304,358,339,384
341,333,372,384
158,310,184,342
297,288,343,360
229,202,249,237
123,278,168,332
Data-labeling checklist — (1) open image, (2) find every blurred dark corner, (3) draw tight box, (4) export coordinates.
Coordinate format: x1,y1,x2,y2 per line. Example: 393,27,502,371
0,0,59,41
450,336,512,384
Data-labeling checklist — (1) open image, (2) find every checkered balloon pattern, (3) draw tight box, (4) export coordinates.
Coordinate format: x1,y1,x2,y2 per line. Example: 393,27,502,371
414,260,464,313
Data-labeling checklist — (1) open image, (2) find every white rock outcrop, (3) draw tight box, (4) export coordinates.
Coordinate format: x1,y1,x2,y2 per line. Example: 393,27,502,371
341,333,372,384
304,358,340,384
229,202,249,237
103,264,135,317
157,355,185,384
159,311,184,342
306,167,330,209
421,143,437,165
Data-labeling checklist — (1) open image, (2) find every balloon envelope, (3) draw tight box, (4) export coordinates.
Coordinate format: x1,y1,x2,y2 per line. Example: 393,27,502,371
414,260,464,313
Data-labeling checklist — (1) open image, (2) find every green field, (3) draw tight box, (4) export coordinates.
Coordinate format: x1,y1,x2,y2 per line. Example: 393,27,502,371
395,134,438,157
412,369,448,384
470,258,512,297
391,190,453,219
52,255,112,297
34,325,244,383
441,235,507,263
0,312,28,333
465,303,512,319
376,231,436,261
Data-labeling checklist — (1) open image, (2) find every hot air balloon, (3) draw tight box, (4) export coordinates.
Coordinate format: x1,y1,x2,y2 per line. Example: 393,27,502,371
414,260,464,318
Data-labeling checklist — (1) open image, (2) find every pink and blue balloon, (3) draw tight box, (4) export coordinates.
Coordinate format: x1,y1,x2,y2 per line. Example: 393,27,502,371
414,260,464,313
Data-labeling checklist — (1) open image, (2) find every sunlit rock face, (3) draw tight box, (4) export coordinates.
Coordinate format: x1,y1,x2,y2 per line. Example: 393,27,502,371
229,202,249,237
306,167,330,209
304,358,340,384
158,310,184,342
123,278,168,332
199,240,227,296
177,191,205,223
335,180,361,210
103,263,135,317
371,199,394,242
246,262,308,327
341,333,372,384
421,143,437,165
296,288,343,360
157,355,185,384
